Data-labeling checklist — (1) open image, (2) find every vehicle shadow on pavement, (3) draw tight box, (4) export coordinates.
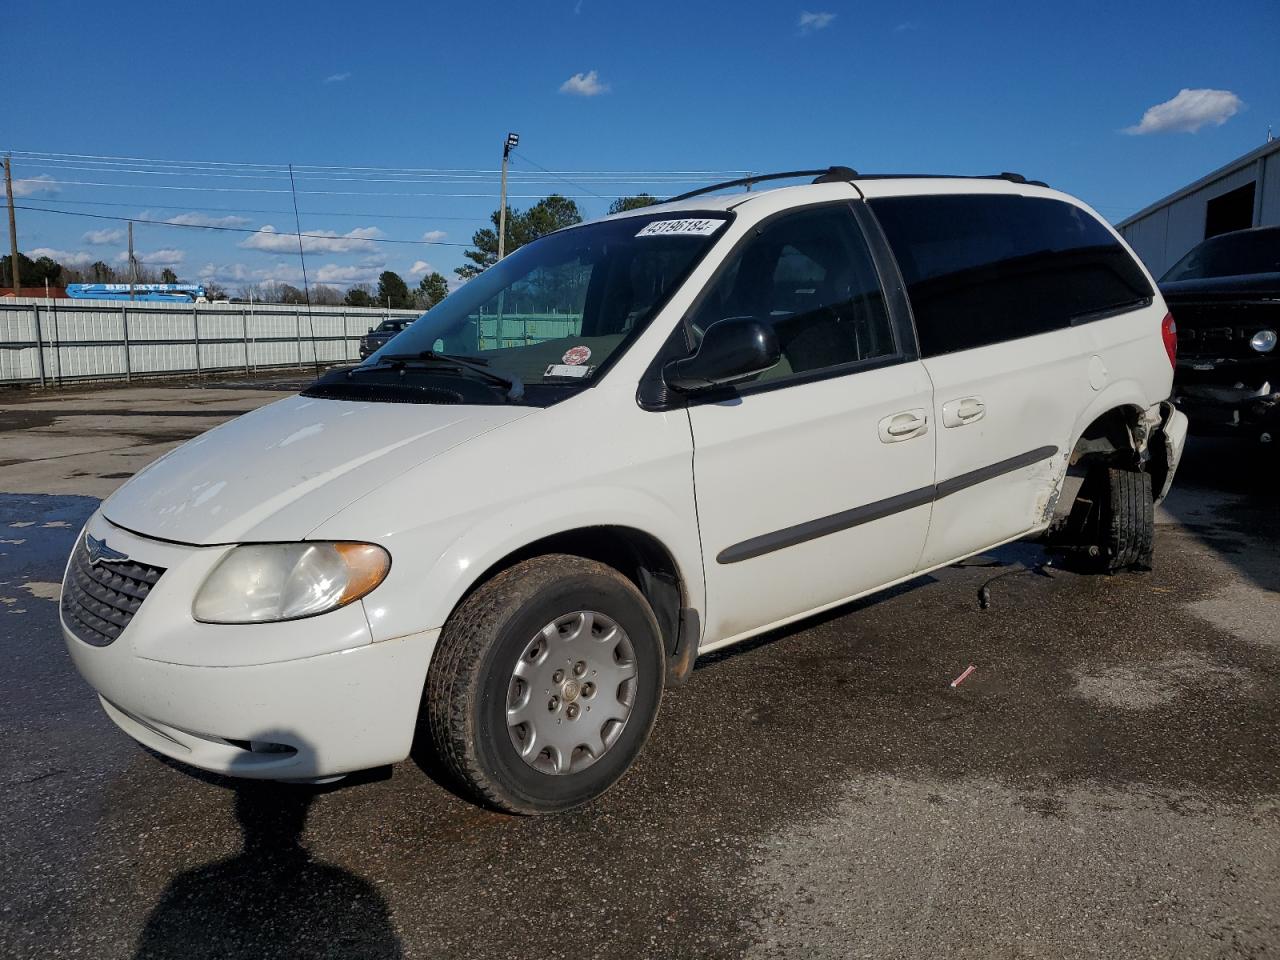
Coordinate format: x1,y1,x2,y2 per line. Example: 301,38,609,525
1158,435,1279,593
132,780,402,960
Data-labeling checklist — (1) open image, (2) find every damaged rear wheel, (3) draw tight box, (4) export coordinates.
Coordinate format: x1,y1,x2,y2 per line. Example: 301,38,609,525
1088,466,1154,573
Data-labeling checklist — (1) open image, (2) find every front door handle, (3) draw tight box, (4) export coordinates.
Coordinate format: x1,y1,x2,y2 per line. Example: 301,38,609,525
878,409,929,443
942,396,986,428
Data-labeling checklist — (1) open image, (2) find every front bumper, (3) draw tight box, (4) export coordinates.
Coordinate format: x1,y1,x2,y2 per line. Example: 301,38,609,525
1173,386,1280,437
1174,359,1278,437
61,514,438,780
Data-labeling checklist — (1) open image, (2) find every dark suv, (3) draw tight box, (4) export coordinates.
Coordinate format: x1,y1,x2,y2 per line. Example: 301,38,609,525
359,318,414,360
1160,225,1280,442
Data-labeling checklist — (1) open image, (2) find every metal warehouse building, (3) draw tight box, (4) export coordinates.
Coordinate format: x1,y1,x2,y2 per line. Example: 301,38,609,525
1117,138,1280,279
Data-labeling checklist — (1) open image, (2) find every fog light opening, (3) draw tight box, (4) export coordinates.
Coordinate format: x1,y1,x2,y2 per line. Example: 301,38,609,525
248,740,297,755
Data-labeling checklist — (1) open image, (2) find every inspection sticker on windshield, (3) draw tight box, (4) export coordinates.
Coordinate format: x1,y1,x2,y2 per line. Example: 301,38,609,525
635,218,723,238
562,345,592,365
545,363,593,379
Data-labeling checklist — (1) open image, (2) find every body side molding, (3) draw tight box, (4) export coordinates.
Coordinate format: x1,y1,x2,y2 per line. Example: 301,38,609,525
715,445,1059,564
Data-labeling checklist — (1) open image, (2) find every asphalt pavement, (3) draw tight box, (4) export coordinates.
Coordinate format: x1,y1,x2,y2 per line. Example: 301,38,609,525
1,380,1277,959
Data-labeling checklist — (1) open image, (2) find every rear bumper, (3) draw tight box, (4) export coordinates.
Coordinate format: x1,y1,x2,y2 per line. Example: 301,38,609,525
1153,403,1189,503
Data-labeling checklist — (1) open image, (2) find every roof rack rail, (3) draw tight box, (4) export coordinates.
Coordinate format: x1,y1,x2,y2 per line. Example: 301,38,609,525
851,171,1049,188
666,166,859,203
665,167,1048,204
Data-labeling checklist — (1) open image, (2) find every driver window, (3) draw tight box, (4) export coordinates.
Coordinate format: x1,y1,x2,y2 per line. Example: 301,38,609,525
690,205,895,381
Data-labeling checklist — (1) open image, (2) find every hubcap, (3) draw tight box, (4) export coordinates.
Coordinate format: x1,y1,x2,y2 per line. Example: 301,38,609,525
505,610,638,775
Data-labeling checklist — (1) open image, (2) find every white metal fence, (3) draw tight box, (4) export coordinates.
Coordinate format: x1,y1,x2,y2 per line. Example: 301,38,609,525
0,298,421,386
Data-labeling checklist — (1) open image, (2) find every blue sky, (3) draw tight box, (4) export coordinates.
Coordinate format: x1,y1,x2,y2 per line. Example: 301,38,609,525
7,0,1278,292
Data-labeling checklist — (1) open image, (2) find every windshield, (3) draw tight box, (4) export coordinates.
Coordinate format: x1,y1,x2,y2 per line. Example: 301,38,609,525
365,212,730,391
1162,228,1280,281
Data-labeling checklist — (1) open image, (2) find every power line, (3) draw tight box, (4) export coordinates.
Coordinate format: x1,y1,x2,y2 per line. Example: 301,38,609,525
20,178,643,199
17,159,738,185
9,149,751,178
510,151,605,200
16,196,489,221
14,204,469,246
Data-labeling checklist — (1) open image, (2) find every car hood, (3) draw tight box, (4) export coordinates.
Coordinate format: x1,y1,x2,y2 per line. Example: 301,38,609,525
101,395,534,545
1160,272,1280,301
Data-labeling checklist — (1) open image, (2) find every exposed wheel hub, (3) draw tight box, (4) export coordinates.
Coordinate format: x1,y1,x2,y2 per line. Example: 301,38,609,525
506,610,638,776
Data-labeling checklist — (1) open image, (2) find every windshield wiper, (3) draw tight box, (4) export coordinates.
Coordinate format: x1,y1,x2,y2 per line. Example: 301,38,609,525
357,350,524,400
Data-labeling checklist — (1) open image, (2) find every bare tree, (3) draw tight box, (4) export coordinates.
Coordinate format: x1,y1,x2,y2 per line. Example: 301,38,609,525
310,284,343,306
257,280,287,303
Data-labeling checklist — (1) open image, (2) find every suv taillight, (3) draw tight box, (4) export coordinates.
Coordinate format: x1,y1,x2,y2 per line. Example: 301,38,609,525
1161,312,1177,367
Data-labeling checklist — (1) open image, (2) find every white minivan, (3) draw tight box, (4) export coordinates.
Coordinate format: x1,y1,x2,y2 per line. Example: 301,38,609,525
62,168,1187,813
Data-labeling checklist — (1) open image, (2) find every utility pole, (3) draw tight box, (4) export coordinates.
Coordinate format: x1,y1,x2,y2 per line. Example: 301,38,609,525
4,156,19,293
127,221,137,300
497,132,520,262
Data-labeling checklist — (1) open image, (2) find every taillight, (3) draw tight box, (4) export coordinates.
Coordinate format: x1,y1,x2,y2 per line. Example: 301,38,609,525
1161,312,1177,367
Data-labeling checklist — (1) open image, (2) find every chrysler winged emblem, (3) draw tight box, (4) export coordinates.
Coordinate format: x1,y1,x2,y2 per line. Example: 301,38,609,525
85,533,129,566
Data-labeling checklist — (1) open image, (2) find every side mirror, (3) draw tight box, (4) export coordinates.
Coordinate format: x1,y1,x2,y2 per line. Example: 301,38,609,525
663,317,781,393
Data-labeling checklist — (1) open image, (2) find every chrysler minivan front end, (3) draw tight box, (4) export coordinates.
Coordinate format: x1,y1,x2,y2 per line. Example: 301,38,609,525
60,511,439,780
59,207,730,785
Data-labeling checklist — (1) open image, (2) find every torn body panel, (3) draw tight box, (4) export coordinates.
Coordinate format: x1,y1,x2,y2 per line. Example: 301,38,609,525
1036,448,1073,527
1047,401,1187,550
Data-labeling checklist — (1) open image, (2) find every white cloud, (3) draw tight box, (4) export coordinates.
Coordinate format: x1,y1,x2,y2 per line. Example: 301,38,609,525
1,174,59,198
421,230,447,243
324,72,351,83
1124,88,1243,135
29,247,95,267
893,20,917,32
408,260,435,277
239,224,383,253
314,263,385,285
197,261,304,285
82,228,125,245
798,11,836,33
560,70,609,96
165,212,252,228
116,248,185,266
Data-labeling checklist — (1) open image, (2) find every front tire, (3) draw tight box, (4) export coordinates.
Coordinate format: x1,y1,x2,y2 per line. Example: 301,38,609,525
426,554,665,814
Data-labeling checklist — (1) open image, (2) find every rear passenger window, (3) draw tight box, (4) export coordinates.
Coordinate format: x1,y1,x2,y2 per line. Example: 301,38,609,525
870,195,1152,357
690,205,895,381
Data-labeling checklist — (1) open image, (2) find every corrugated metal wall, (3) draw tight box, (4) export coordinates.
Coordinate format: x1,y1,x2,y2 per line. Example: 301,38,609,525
0,299,420,386
1118,145,1278,279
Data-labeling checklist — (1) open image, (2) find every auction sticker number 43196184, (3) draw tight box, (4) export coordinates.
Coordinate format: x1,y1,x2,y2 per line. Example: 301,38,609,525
635,218,724,237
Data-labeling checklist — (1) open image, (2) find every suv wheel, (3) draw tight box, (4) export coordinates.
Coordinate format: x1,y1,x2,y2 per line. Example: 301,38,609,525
1090,466,1154,573
426,554,665,814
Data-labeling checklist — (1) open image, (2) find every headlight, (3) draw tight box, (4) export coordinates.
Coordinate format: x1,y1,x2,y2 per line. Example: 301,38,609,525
193,542,390,624
1250,329,1277,353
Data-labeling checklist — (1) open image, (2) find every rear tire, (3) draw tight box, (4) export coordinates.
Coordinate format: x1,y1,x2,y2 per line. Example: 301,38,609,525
1094,467,1154,573
426,554,665,815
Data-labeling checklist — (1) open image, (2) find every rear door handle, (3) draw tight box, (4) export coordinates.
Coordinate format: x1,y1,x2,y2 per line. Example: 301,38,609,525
942,396,986,428
878,409,929,443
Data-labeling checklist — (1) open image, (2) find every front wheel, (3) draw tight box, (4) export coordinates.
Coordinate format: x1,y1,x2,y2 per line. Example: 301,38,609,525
425,554,665,814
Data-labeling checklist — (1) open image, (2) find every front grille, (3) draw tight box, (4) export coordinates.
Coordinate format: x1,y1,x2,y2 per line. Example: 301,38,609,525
1171,300,1280,360
61,537,166,647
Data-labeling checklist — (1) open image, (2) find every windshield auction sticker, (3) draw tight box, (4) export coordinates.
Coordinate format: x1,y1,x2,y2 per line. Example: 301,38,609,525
635,218,724,237
562,345,592,365
545,363,592,378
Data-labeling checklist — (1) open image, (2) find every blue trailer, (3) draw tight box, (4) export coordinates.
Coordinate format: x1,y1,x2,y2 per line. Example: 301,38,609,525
65,283,207,303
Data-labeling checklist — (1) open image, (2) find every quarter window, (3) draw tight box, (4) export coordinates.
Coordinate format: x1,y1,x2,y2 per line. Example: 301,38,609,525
870,195,1153,357
690,205,896,382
